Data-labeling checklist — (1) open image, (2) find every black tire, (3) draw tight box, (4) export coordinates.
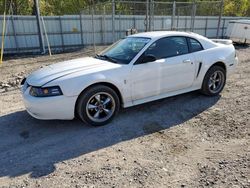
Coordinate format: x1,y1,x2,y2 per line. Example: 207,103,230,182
201,65,226,96
76,85,120,126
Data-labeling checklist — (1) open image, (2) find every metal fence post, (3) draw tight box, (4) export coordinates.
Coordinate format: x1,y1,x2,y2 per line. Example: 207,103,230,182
162,17,164,30
222,18,226,38
119,11,122,39
112,0,115,42
149,0,152,31
91,6,96,53
216,0,224,39
171,1,176,30
133,1,136,29
79,11,84,46
59,16,64,52
205,17,208,37
191,1,196,32
10,15,19,52
103,6,106,45
133,16,136,29
146,0,149,31
149,0,154,31
101,9,104,44
34,0,45,54
177,9,179,31
185,16,187,31
151,0,155,31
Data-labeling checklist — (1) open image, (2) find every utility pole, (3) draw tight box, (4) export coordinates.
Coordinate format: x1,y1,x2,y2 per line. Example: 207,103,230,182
34,0,45,54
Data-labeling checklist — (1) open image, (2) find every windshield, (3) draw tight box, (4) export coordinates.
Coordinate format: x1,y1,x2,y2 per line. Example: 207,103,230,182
95,37,151,64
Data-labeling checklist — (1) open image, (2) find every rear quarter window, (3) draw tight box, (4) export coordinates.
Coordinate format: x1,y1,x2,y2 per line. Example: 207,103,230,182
189,38,204,52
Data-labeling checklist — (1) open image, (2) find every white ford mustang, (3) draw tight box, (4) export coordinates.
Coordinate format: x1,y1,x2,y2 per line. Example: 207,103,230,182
21,31,238,126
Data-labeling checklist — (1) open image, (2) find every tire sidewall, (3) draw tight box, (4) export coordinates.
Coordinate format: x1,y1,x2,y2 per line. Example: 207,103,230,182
77,85,120,126
202,66,226,96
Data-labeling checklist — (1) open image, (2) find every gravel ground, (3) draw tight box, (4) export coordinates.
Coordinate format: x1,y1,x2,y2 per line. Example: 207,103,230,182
0,45,249,188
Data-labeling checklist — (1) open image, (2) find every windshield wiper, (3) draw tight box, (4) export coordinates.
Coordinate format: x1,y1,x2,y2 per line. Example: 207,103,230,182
95,54,119,64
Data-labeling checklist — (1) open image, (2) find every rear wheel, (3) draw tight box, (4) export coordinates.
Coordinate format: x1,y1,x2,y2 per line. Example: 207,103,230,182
76,85,120,126
201,65,226,96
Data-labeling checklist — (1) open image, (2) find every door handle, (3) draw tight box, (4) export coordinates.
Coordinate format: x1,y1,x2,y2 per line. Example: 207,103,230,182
183,59,192,64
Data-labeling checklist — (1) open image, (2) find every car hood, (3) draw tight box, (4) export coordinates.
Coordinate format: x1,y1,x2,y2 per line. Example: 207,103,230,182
26,57,120,86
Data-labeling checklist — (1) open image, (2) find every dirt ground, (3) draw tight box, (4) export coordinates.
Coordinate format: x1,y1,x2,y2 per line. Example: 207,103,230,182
0,45,249,188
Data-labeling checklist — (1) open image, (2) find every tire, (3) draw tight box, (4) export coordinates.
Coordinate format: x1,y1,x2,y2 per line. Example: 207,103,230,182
76,85,120,126
201,65,226,96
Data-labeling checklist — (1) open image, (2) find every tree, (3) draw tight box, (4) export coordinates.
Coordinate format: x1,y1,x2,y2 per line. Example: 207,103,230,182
0,0,249,16
224,0,250,16
0,0,33,15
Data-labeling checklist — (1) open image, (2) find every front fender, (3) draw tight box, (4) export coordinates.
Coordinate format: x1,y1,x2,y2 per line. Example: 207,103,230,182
43,68,132,107
45,73,121,96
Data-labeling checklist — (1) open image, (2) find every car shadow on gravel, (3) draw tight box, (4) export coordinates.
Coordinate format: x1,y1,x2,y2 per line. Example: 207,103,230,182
0,91,220,178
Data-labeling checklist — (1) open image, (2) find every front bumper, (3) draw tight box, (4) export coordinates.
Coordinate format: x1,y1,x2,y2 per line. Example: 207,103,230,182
22,86,77,120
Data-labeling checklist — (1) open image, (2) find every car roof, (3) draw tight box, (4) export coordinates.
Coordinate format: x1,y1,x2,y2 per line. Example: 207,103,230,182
128,31,204,40
128,31,216,49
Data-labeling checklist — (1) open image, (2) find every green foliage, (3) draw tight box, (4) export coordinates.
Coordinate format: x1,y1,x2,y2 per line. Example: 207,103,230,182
39,0,87,15
0,0,249,16
224,0,250,16
0,0,33,15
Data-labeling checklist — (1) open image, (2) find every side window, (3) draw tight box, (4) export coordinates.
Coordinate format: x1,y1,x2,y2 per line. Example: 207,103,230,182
189,38,203,52
145,37,189,59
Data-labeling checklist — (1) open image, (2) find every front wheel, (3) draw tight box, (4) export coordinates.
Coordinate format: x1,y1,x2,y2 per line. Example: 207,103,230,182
201,65,226,96
76,85,120,126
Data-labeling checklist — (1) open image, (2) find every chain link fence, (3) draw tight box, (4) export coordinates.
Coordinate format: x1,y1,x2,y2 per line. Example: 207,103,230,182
1,0,249,54
82,0,225,53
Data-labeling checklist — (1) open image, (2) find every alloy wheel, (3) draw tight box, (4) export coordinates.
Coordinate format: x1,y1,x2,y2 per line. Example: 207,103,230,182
208,70,225,94
86,92,116,123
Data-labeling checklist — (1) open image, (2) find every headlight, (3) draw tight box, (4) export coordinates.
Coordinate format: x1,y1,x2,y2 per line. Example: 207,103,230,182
29,86,63,97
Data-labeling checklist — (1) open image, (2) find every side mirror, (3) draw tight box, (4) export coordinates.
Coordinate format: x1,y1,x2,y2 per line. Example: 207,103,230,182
142,54,157,63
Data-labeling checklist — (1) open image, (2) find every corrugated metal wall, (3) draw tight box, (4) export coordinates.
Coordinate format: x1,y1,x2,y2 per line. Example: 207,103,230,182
0,15,249,54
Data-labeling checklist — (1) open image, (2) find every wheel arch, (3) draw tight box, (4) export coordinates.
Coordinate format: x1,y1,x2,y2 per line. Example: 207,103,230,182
202,61,227,84
200,61,227,95
200,61,227,86
210,61,227,72
74,82,123,117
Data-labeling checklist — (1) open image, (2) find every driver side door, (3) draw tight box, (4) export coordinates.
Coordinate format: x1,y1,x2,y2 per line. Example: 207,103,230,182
130,36,196,101
130,57,162,101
